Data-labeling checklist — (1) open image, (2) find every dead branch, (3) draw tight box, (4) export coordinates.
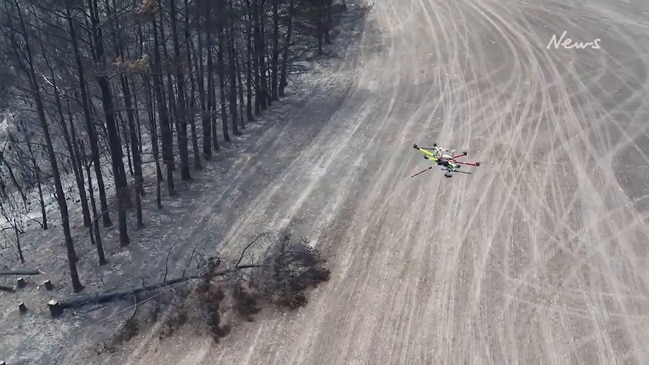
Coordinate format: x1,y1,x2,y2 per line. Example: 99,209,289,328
163,240,179,283
182,239,206,278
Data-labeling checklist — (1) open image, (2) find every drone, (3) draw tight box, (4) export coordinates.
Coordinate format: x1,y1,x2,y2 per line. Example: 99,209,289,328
411,143,481,178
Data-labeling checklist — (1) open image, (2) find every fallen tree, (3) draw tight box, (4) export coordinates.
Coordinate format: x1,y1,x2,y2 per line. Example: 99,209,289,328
56,265,256,311
89,230,330,351
54,230,330,323
0,269,40,276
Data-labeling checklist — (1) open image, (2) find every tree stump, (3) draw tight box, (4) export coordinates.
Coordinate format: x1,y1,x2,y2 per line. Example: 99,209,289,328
16,277,25,288
48,300,63,317
43,280,54,291
18,302,27,313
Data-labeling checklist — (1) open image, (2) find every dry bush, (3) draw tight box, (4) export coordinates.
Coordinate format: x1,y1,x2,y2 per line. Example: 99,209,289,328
112,230,331,345
187,230,330,340
229,281,261,321
242,231,331,309
98,317,139,354
158,302,188,339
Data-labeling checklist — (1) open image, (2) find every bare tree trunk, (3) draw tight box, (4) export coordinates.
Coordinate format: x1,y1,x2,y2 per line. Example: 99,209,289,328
87,0,130,247
20,116,47,229
235,35,246,130
257,0,270,107
160,15,178,175
3,161,27,209
270,0,280,101
197,0,212,160
62,101,92,228
252,0,266,112
66,9,113,228
151,14,176,196
185,0,202,170
279,0,295,97
207,47,217,153
205,2,220,153
244,0,255,121
120,76,144,228
117,111,133,176
40,39,92,229
107,0,140,223
14,224,24,263
217,23,231,143
227,7,241,136
80,140,107,265
131,78,144,156
12,3,83,292
144,74,164,209
170,0,191,181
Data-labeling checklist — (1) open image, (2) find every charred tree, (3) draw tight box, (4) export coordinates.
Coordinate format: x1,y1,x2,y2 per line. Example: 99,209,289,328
66,7,113,228
111,12,145,227
121,76,144,228
184,0,202,170
6,2,84,292
226,5,241,136
169,0,191,180
251,0,266,112
150,8,176,196
234,33,247,130
258,0,271,108
244,0,256,120
39,41,92,229
17,117,47,229
80,140,107,266
216,19,231,143
87,0,130,246
195,0,211,160
204,0,219,152
278,0,295,97
143,72,165,208
270,0,280,101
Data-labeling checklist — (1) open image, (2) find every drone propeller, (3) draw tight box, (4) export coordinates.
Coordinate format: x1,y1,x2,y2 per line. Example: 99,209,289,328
413,143,438,150
410,166,433,178
412,143,437,150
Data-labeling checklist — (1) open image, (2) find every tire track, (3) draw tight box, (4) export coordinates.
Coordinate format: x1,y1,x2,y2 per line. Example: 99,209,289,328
121,0,649,363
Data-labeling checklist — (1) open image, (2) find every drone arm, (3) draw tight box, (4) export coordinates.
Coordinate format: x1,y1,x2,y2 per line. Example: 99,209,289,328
454,160,480,167
415,147,437,160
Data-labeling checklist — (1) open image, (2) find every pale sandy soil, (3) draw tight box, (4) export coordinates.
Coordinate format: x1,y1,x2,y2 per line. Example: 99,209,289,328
116,0,649,363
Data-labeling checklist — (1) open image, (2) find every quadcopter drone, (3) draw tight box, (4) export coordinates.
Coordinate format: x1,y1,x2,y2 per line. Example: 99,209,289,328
411,143,481,178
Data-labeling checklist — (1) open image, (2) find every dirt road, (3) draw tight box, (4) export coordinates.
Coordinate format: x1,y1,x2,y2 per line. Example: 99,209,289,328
122,0,649,363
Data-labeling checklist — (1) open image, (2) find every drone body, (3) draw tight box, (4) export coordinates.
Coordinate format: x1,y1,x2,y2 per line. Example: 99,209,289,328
411,143,480,178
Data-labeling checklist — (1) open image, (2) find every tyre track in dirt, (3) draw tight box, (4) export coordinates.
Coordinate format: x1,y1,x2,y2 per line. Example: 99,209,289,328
120,0,649,363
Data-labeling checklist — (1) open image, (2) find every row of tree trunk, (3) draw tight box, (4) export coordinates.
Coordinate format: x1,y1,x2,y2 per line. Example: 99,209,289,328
0,0,342,292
